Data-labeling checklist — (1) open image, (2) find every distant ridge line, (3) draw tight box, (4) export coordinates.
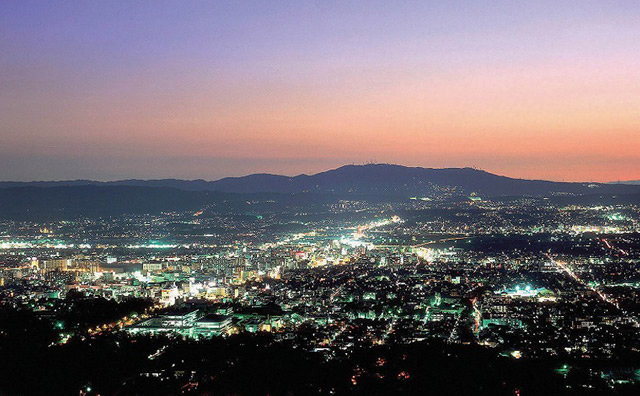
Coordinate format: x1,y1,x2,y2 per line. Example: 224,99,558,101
1,164,640,197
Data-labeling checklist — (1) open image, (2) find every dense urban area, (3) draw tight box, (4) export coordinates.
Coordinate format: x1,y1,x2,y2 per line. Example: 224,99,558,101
2,194,640,395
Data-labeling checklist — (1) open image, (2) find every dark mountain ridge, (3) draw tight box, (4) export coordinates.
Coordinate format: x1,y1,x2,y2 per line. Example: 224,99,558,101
1,165,640,220
2,164,639,197
609,180,640,185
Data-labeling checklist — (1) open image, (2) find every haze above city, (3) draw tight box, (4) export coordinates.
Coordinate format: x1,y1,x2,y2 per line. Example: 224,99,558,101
2,1,639,182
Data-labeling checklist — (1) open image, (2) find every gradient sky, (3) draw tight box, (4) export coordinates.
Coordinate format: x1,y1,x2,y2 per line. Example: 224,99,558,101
1,1,639,182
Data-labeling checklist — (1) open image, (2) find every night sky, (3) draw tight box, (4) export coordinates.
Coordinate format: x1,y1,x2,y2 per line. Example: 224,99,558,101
2,1,639,181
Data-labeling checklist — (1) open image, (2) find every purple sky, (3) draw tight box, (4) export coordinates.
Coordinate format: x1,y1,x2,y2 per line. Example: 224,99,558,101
2,1,639,181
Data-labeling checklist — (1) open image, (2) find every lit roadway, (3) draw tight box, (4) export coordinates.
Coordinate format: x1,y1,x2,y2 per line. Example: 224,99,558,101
411,236,470,248
601,238,628,256
471,297,481,333
447,309,465,344
373,235,471,249
544,253,639,327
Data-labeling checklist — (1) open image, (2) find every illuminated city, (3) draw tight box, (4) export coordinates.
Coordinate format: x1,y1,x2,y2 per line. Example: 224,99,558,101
2,180,640,394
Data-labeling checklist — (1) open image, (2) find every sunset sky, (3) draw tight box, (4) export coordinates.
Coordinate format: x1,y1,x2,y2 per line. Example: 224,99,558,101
1,1,639,182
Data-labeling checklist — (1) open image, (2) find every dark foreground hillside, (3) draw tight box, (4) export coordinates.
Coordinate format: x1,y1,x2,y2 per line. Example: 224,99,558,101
1,303,638,396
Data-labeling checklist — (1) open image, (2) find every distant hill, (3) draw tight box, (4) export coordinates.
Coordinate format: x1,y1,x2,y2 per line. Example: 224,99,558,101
2,165,640,220
0,185,345,220
0,179,214,191
3,164,640,197
206,164,640,196
608,180,640,186
0,186,217,220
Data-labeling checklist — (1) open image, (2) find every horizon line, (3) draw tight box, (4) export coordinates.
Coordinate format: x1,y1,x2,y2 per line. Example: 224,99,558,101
0,163,636,185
